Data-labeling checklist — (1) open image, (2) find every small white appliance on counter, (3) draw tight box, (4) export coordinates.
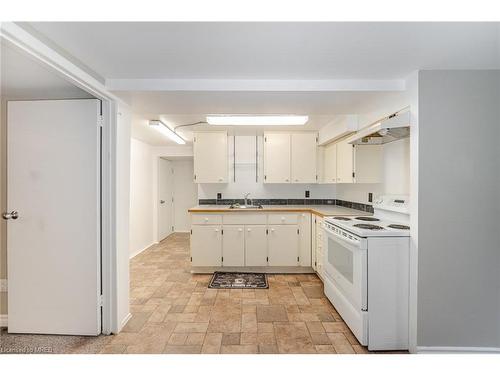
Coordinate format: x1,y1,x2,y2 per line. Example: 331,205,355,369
322,195,410,351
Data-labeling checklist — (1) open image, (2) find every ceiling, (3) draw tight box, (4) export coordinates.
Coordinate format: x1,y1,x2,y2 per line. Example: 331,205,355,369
1,41,93,99
24,22,500,80
16,22,500,146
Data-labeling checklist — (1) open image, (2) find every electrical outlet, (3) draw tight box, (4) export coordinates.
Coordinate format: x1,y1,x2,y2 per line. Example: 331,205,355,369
305,190,310,198
368,193,373,203
217,193,222,200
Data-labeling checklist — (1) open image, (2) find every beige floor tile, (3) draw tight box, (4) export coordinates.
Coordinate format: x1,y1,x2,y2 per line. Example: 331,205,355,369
186,333,206,345
240,332,258,345
315,345,337,354
221,333,241,345
121,312,152,333
100,344,127,354
164,345,202,354
256,305,288,322
257,322,274,333
259,344,279,354
168,333,188,345
333,344,355,354
173,322,209,333
310,332,331,345
306,321,326,333
221,345,258,354
323,322,350,333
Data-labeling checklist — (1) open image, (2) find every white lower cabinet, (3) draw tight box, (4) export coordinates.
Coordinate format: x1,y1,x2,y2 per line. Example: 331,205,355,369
191,213,309,269
315,216,325,279
191,225,222,267
267,225,300,266
222,225,245,266
245,225,268,266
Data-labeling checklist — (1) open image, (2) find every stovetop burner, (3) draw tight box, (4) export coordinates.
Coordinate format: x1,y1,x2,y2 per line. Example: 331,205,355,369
353,223,385,230
333,217,351,221
387,224,410,230
355,217,380,222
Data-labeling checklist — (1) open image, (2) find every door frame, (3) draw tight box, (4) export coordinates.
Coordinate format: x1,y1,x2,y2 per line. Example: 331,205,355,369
1,23,128,334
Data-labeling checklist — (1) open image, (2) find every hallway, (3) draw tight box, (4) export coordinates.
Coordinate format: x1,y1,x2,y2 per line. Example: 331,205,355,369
101,233,369,354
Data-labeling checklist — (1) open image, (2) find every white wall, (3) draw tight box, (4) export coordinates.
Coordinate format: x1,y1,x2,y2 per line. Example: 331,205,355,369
172,160,198,232
129,138,154,257
416,70,500,350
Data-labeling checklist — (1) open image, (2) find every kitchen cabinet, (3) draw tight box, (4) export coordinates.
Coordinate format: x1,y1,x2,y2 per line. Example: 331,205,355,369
323,142,337,183
245,225,268,266
267,225,300,266
313,215,325,279
291,133,317,183
193,131,228,183
190,225,222,267
320,137,382,184
336,137,355,183
263,132,290,183
222,225,245,266
298,213,312,267
264,132,317,183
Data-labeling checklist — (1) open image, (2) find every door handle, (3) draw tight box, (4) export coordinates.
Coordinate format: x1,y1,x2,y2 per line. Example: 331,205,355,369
2,211,19,220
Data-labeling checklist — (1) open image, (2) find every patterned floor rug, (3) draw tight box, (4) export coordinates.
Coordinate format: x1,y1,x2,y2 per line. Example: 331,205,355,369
208,271,269,289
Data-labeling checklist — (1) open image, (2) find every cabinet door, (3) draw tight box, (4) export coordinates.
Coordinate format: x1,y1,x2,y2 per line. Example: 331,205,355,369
323,142,337,183
245,225,268,266
298,213,311,266
264,133,290,183
222,225,245,266
191,225,222,267
291,133,317,183
268,225,299,266
336,138,354,183
354,145,382,183
193,131,228,183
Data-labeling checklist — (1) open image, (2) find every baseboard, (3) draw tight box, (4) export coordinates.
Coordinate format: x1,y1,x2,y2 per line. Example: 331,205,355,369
119,313,132,331
0,314,7,327
0,279,7,292
129,242,156,259
417,346,500,353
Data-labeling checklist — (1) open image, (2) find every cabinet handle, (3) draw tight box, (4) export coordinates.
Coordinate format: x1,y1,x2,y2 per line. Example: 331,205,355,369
295,179,299,182
238,228,243,232
281,217,285,221
204,217,209,221
285,179,289,182
214,228,219,232
247,228,251,232
218,177,223,181
270,228,275,232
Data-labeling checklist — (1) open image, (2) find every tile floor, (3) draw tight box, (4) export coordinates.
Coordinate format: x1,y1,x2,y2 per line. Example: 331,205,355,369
100,233,373,354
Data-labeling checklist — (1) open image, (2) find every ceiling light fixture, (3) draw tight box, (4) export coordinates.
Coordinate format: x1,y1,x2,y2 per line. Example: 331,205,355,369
149,120,186,145
206,115,309,126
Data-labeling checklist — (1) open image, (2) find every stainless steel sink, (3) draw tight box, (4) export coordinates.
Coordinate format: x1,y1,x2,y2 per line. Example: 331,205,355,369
229,204,263,209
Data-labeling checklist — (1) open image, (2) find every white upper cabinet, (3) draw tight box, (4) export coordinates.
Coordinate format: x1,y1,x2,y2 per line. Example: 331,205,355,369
264,133,291,183
323,142,337,183
353,145,382,183
291,133,317,183
264,132,317,184
193,131,228,183
336,137,355,183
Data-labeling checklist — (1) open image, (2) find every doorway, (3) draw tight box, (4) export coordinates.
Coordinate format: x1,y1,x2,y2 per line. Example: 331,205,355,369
157,157,197,241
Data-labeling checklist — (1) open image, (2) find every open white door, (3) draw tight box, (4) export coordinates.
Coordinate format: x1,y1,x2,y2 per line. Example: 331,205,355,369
158,158,174,241
6,99,101,335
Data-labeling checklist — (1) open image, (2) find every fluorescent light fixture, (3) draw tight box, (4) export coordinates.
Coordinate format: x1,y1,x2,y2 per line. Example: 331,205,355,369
149,120,185,144
206,115,309,126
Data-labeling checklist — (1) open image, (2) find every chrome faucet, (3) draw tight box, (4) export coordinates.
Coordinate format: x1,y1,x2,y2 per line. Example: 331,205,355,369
244,193,251,206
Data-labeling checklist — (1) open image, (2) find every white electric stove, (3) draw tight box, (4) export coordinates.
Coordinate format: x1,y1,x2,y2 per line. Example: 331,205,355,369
322,195,410,351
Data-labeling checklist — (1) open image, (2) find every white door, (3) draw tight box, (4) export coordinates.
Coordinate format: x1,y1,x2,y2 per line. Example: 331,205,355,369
158,158,174,240
222,225,245,266
291,133,317,183
323,142,337,183
245,225,267,266
6,99,101,335
191,225,222,267
268,225,299,266
264,133,290,183
336,138,354,183
193,131,228,183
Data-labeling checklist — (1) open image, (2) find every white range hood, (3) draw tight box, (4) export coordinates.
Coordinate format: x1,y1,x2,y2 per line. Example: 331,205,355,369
348,109,410,145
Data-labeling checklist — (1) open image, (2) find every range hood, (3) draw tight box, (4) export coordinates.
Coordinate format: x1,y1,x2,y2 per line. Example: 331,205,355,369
348,109,410,145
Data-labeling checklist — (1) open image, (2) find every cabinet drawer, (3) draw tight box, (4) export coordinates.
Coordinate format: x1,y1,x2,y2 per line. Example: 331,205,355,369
191,214,223,225
223,213,267,225
268,213,299,225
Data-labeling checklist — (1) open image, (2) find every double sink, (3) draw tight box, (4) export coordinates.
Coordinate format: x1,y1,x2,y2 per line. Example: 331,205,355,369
229,203,263,209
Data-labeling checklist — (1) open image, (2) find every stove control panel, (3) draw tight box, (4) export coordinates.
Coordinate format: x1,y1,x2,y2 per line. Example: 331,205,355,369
373,195,410,214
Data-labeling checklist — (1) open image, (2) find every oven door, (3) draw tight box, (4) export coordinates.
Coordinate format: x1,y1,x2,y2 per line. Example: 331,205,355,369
323,224,367,312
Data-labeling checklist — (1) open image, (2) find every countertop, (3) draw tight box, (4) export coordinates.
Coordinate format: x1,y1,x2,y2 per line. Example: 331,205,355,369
188,205,370,218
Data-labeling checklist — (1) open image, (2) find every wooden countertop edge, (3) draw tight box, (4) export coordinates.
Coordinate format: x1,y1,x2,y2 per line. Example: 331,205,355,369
187,207,364,217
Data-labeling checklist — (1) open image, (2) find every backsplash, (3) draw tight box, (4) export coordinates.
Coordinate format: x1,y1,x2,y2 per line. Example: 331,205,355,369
198,198,374,213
